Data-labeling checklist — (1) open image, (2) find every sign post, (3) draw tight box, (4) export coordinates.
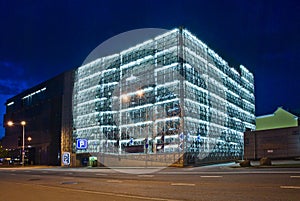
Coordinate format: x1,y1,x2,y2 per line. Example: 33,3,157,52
62,152,70,166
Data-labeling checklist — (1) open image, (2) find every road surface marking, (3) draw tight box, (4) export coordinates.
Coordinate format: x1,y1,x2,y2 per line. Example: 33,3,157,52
62,177,76,181
200,176,223,178
61,181,78,185
290,176,300,178
138,175,154,178
10,173,16,175
171,183,195,186
106,179,123,183
280,186,300,189
158,171,300,175
95,173,107,176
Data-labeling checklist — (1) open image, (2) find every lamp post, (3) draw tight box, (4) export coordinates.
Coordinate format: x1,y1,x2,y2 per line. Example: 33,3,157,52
7,120,26,166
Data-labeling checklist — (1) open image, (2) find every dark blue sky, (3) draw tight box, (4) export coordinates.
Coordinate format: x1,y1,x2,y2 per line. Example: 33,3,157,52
0,0,299,139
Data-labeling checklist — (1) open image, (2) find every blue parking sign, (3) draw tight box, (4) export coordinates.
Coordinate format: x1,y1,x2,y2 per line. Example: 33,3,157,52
76,139,88,149
62,152,70,166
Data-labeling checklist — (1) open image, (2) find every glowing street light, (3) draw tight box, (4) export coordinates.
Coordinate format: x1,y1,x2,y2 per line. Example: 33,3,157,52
7,121,13,126
7,120,26,166
27,136,32,148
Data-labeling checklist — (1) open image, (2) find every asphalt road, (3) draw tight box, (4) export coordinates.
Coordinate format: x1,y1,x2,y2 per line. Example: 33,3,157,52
0,164,300,201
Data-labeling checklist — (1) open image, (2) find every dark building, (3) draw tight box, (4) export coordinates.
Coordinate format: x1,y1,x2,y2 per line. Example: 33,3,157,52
2,71,74,165
244,127,300,160
244,108,300,160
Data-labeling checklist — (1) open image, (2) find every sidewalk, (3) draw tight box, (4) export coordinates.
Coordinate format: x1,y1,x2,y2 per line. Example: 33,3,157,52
250,159,300,167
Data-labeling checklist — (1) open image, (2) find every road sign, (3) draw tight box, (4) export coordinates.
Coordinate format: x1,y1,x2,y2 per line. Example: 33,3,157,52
76,139,88,149
62,152,70,166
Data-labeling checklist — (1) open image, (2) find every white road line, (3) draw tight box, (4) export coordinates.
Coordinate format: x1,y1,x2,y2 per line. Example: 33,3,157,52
280,186,300,189
106,179,123,183
95,173,107,176
138,175,154,178
61,181,78,185
200,176,223,178
63,177,75,180
290,176,300,178
171,183,195,186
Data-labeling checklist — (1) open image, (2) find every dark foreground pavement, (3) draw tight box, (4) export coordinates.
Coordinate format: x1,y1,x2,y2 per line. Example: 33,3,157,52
0,162,299,201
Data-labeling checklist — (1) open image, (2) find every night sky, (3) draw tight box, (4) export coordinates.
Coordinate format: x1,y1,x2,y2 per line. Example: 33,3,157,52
0,0,299,139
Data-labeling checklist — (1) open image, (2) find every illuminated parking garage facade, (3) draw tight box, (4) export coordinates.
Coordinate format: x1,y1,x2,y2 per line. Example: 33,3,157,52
73,28,255,166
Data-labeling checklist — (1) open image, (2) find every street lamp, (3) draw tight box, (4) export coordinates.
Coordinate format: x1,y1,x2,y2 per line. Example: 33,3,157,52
7,120,26,166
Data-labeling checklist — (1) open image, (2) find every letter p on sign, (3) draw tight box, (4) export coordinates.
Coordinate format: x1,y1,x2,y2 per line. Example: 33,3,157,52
76,139,88,149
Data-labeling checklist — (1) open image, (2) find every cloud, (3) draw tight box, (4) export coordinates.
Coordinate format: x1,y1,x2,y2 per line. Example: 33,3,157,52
0,60,25,77
0,79,28,95
0,60,28,95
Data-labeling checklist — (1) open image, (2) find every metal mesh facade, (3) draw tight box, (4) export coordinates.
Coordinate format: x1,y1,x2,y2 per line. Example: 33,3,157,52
73,28,255,164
